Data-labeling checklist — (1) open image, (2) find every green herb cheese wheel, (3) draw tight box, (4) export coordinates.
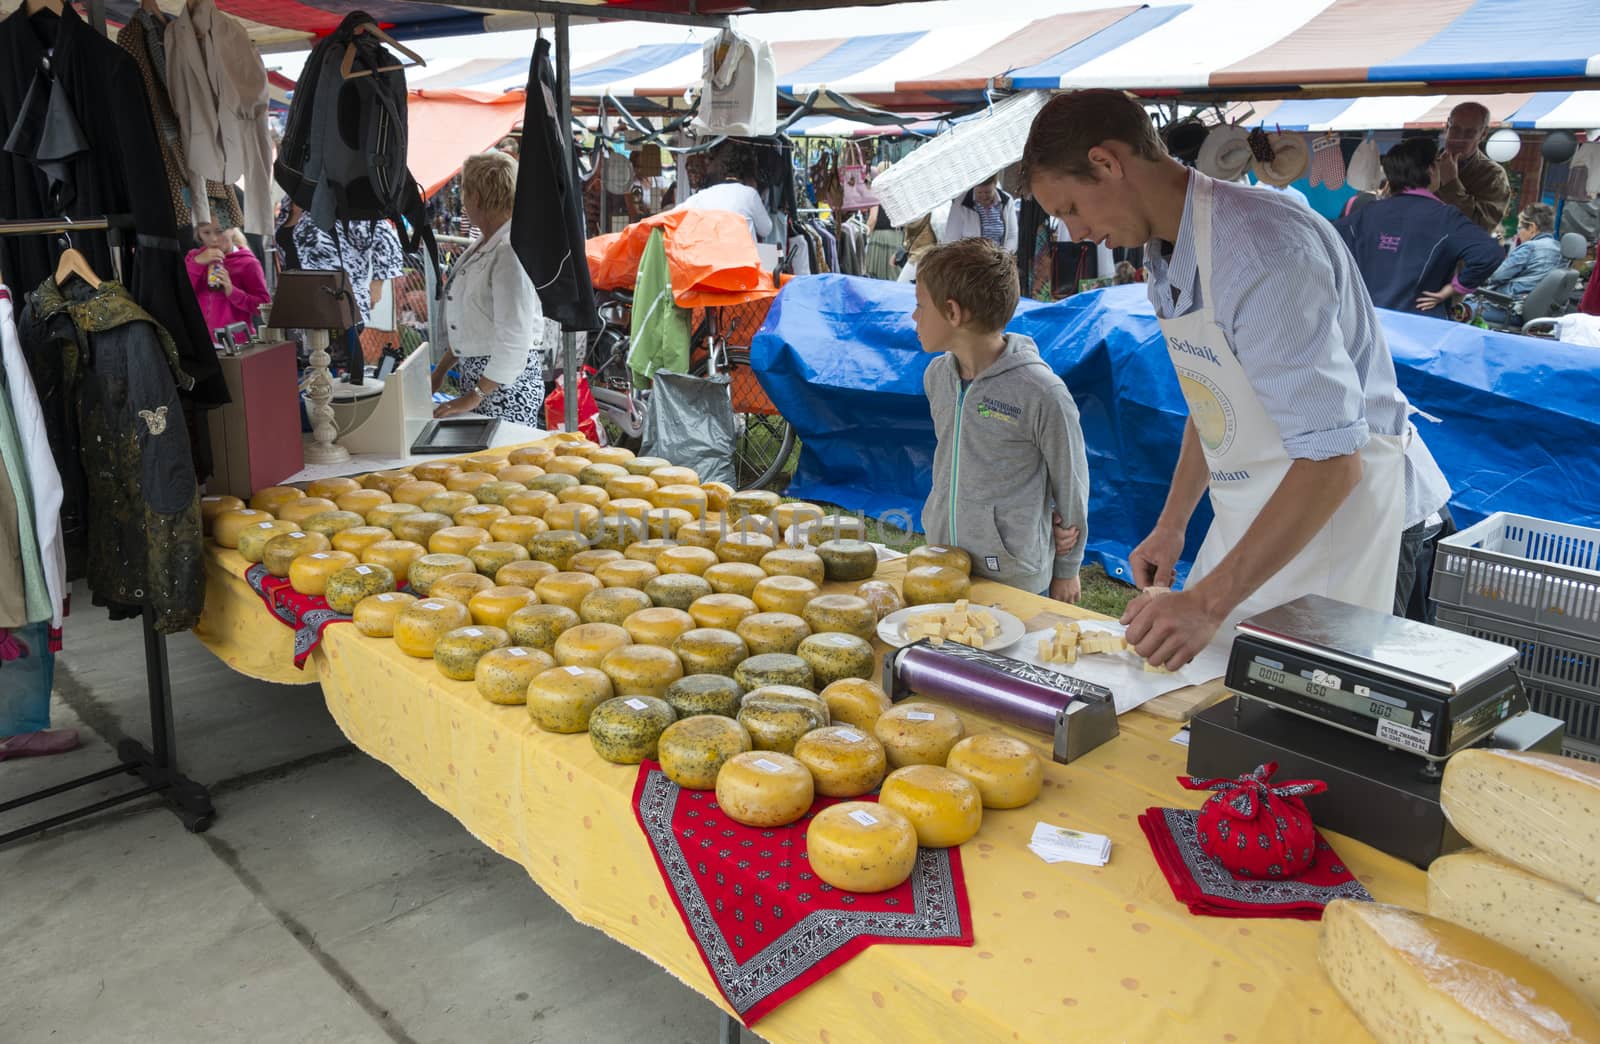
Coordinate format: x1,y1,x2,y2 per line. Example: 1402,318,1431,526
425,570,494,606
658,714,752,790
352,591,417,637
261,530,330,576
740,685,830,726
580,586,654,626
759,548,825,585
902,565,972,606
433,625,511,681
663,674,745,719
324,562,397,614
393,598,472,658
735,653,815,693
467,541,529,577
585,515,648,552
816,539,878,583
579,462,630,489
589,695,677,764
645,572,713,611
736,612,812,656
529,529,592,570
672,627,749,677
527,473,579,496
797,632,876,687
644,507,695,540
805,514,869,547
236,519,303,563
420,490,477,518
391,511,454,547
474,646,556,705
407,553,476,596
475,480,533,507
506,603,580,652
527,665,613,733
736,701,820,755
802,594,877,640
365,502,421,530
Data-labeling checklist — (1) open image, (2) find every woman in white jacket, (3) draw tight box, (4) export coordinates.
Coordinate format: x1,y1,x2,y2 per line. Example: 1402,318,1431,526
431,152,545,425
942,175,1018,253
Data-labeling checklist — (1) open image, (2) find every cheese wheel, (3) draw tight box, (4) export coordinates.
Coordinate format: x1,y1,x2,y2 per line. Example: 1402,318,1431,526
804,514,869,547
725,489,780,520
579,586,654,626
508,445,556,468
1440,750,1600,899
806,802,918,893
583,516,645,554
428,571,496,605
659,714,753,789
624,455,671,476
412,461,463,484
651,483,708,518
236,519,303,563
1319,899,1600,1044
483,482,537,509
212,508,276,548
334,488,392,517
605,474,658,501
797,632,875,687
558,485,610,512
428,525,491,557
288,550,359,596
393,598,472,658
716,532,775,566
489,515,547,546
903,565,972,606
699,481,734,514
535,570,603,612
589,695,677,764
545,454,591,477
445,470,499,494
734,653,815,694
467,585,537,629
360,469,414,494
604,498,655,525
946,735,1044,809
648,465,699,487
658,545,719,576
505,490,560,519
663,674,745,720
249,485,305,514
578,462,629,489
759,548,825,585
420,491,478,519
802,594,877,641
672,627,749,677
879,765,982,847
262,530,331,577
645,572,713,611
506,603,580,652
527,664,612,731
529,529,591,570
729,513,780,541
816,539,879,583
688,593,758,632
703,562,767,598
625,538,677,563
595,558,660,590
434,625,511,681
644,507,694,540
587,446,634,467
391,511,455,547
365,502,420,530
1428,850,1600,1008
467,541,530,578
276,497,339,525
771,501,824,531
715,751,814,827
352,591,418,637
200,494,245,533
600,644,684,700
406,553,476,596
324,562,397,614
674,518,725,550
874,702,965,768
496,559,558,588
751,575,821,617
302,511,368,539
391,479,447,506
553,621,632,669
820,679,894,731
855,579,906,621
360,539,426,581
454,503,511,530
331,525,394,556
528,474,582,499
498,463,547,488
624,606,697,647
794,726,887,797
459,453,505,475
908,544,973,575
568,549,624,574
736,612,811,656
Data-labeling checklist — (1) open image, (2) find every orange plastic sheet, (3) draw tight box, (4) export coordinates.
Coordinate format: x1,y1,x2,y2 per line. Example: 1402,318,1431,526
586,209,778,308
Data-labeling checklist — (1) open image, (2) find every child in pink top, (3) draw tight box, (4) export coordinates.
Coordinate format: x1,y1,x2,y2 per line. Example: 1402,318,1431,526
186,223,271,344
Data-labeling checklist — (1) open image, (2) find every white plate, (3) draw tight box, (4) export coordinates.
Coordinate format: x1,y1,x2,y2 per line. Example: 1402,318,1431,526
877,602,1026,652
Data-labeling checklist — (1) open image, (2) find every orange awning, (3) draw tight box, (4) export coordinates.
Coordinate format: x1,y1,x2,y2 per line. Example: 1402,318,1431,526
407,89,527,199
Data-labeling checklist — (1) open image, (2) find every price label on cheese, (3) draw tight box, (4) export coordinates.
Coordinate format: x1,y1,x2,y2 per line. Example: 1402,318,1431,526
564,666,586,676
847,809,879,827
505,647,528,657
836,729,863,742
753,758,784,773
462,628,483,637
625,698,649,711
354,565,373,575
905,711,937,722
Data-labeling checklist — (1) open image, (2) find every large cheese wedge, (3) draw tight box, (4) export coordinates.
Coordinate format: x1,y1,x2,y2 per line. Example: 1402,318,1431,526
390,479,447,506
391,511,454,547
474,646,555,705
445,470,498,494
275,497,339,525
407,553,476,596
903,565,971,606
879,765,982,847
793,725,887,797
420,490,477,519
427,570,496,605
506,604,580,652
364,502,420,530
467,585,537,629
553,621,632,669
1318,899,1600,1044
393,598,473,658
688,593,758,632
434,625,511,681
489,515,548,547
907,544,973,575
567,549,624,575
361,539,426,581
496,559,557,588
759,548,825,585
335,488,392,517
324,562,397,614
411,461,461,484
529,529,591,570
1441,749,1600,899
801,594,876,640
797,632,875,687
360,469,414,494
330,525,394,557
250,485,305,514
751,575,820,616
658,714,752,789
600,644,684,700
658,545,719,576
352,591,417,637
645,572,713,611
663,674,744,720
855,580,906,621
580,586,654,626
200,494,245,533
467,541,529,578
875,702,965,768
288,550,359,596
672,627,749,677
534,570,603,612
624,606,697,647
589,695,677,764
263,530,331,577
1428,850,1600,1008
736,612,811,656
806,802,918,893
715,751,814,827
703,562,767,598
235,519,303,563
820,679,893,731
946,735,1044,809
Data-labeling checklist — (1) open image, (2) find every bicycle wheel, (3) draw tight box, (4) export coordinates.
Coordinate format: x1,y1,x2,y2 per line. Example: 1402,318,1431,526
692,350,797,491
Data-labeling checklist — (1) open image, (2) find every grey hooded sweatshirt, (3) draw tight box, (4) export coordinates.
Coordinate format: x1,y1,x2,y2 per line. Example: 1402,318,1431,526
921,333,1089,594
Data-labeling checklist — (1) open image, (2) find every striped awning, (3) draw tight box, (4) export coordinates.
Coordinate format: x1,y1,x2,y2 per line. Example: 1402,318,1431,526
1235,91,1600,132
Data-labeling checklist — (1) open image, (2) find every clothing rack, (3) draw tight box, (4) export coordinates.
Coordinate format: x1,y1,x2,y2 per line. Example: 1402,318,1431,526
0,213,214,847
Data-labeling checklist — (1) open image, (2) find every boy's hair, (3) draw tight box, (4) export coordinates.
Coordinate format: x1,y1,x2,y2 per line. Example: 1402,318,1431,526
1380,138,1437,192
1022,89,1166,188
918,238,1019,334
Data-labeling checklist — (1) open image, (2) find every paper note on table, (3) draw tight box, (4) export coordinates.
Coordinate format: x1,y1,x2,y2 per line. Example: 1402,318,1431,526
1029,822,1111,866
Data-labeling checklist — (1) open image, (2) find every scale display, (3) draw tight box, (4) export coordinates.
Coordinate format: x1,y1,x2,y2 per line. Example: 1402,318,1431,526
1245,661,1416,727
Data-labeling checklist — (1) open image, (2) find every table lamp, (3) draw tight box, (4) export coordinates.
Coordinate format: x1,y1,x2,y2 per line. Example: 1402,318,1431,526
269,269,359,464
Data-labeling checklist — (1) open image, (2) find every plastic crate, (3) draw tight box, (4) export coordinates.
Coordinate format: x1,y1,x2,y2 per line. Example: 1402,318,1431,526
1433,606,1600,762
1431,512,1600,642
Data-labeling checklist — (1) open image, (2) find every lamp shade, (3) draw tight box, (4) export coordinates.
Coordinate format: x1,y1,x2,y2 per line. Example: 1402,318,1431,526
1485,129,1522,163
1541,129,1577,163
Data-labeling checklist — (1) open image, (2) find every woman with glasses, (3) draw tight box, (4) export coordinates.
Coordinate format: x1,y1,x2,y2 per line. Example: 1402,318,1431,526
1475,204,1564,325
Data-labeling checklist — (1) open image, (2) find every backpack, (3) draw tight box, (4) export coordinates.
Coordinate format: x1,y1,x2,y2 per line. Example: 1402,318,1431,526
274,12,439,285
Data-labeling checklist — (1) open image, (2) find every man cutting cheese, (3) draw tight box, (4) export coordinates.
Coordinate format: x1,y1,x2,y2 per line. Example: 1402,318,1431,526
1024,91,1407,669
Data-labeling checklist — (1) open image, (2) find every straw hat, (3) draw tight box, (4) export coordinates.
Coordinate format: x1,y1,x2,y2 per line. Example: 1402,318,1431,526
1256,131,1310,187
1196,124,1252,181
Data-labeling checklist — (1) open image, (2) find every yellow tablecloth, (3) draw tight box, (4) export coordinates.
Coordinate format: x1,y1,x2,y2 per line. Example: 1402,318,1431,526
196,538,1423,1042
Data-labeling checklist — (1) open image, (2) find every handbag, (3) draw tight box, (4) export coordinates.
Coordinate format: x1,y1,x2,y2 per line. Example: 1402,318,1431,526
839,142,881,211
810,148,842,213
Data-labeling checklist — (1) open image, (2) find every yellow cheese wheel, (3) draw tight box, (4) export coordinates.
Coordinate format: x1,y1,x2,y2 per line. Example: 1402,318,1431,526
249,485,305,514
805,802,918,893
262,530,331,577
802,594,877,641
406,553,476,596
624,606,697,647
651,483,708,518
545,502,601,535
212,508,276,548
648,465,699,487
586,516,648,552
716,532,776,566
434,625,511,681
529,529,591,570
579,586,653,626
855,579,906,621
365,502,420,530
467,541,529,578
645,507,694,540
390,511,454,546
391,479,447,505
715,751,815,827
505,489,560,519
771,501,824,531
658,715,752,790
200,494,245,533
306,476,362,500
467,585,537,629
540,453,588,477
428,525,491,556
902,565,972,606
361,469,414,494
699,482,734,514
412,461,463,484
725,489,780,520
489,515,547,546
568,549,624,574
454,503,510,530
626,538,678,563
797,632,875,687
751,575,821,616
506,603,580,652
595,559,660,589
324,562,397,614
474,646,556,705
334,488,392,517
288,550,360,596
460,453,506,475
445,470,499,494
674,518,724,550
578,462,629,489
793,725,888,797
331,525,394,556
276,497,339,525
352,591,418,637
672,627,749,677
874,702,966,768
360,540,427,580
524,666,611,730
553,621,632,669
759,548,825,585
878,765,982,848
687,593,759,632
559,484,611,510
600,644,684,700
535,570,603,612
587,446,635,467
908,544,973,575
301,511,367,539
507,445,556,468
946,735,1044,809
736,612,812,656
658,545,719,576
625,455,671,476
427,571,496,605
703,562,767,598
604,497,655,523
236,519,303,563
496,559,558,588
589,695,677,764
820,679,894,731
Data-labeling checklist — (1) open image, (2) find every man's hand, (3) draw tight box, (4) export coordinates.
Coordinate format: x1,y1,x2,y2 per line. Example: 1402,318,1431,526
1436,150,1460,187
1127,524,1184,589
1049,575,1081,604
433,390,482,418
1415,286,1455,312
1120,588,1223,670
1051,511,1080,556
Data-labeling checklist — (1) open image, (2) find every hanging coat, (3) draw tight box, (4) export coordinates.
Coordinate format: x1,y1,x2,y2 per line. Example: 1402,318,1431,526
626,228,690,386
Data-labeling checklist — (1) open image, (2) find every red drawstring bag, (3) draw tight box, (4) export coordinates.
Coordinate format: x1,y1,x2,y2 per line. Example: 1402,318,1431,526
544,365,603,443
1179,762,1327,879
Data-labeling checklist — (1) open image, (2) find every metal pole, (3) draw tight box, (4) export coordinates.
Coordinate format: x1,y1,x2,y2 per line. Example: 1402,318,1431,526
557,12,579,434
599,96,609,234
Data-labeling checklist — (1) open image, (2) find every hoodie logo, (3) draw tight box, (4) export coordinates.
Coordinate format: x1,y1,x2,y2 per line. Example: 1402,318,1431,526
1169,337,1221,366
976,398,1021,424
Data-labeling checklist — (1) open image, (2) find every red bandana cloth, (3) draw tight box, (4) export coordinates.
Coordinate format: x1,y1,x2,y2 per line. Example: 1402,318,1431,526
632,762,974,1026
242,562,404,668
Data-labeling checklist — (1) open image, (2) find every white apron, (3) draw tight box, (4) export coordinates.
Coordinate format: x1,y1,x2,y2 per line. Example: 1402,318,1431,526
1157,174,1404,633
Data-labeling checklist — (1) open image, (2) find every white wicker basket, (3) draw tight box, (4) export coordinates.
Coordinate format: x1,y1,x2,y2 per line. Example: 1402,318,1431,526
872,91,1051,226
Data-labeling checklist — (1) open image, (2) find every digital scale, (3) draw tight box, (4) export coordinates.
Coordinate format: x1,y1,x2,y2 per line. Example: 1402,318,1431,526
1188,594,1564,867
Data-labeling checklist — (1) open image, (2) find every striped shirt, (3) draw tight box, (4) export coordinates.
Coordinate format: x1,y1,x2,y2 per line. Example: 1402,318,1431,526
976,201,1005,246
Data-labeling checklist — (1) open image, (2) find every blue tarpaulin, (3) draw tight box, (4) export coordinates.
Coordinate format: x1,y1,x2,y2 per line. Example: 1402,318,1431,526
751,274,1600,584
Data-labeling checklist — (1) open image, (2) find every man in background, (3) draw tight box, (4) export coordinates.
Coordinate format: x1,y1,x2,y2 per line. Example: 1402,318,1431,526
1436,101,1512,234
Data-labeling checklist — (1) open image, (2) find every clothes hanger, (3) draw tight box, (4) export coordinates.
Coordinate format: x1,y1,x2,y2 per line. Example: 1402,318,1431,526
53,221,103,290
340,21,425,80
